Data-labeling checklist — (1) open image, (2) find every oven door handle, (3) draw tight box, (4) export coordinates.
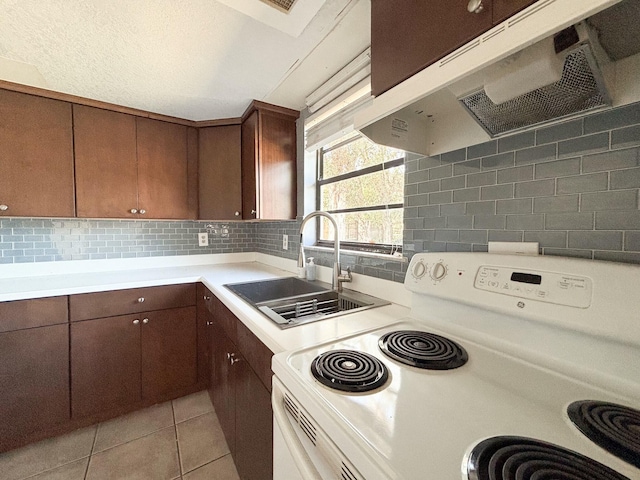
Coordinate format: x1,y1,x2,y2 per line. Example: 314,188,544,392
272,381,323,480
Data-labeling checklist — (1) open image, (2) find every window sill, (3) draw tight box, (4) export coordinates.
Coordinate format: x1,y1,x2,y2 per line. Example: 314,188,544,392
304,245,407,263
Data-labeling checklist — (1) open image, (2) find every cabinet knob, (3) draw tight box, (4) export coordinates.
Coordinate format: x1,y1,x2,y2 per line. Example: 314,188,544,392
206,321,213,326
139,209,146,215
226,352,235,360
138,297,145,303
234,211,240,216
133,319,140,325
0,204,8,211
203,295,211,301
230,357,241,365
130,208,138,214
142,318,149,324
467,0,484,13
251,209,256,215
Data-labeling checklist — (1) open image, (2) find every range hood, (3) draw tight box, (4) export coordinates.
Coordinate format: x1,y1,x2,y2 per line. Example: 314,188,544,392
355,0,640,156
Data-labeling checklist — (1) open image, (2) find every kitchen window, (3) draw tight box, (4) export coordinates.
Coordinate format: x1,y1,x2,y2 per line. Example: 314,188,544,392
316,132,405,254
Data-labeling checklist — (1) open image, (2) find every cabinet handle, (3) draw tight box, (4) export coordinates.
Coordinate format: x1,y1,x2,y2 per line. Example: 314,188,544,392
139,209,146,215
230,357,241,365
234,211,240,216
133,319,140,325
130,208,138,214
203,295,211,301
206,321,213,326
0,204,8,211
138,297,145,303
142,318,149,324
467,0,484,13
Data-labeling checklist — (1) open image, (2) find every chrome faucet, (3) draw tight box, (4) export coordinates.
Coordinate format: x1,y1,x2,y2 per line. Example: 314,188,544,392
298,211,352,292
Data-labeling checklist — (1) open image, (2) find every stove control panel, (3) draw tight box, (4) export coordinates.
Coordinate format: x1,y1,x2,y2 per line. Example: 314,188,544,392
474,265,592,308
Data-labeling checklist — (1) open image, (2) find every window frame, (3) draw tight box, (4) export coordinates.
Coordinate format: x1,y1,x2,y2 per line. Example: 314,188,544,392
315,134,405,254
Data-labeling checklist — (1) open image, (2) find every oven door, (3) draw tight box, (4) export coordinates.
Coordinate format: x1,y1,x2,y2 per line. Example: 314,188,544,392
272,376,365,480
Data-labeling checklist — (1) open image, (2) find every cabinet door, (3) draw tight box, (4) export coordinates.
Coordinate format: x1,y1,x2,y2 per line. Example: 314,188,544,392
71,314,141,418
199,125,242,220
493,0,536,24
0,324,70,449
136,118,191,219
241,111,259,219
74,105,139,218
235,359,273,480
141,306,197,400
371,0,493,96
0,90,74,217
210,322,237,456
258,112,297,220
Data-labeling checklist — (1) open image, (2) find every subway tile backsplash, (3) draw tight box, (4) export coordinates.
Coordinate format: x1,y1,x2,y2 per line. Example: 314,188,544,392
403,101,640,265
1,102,639,281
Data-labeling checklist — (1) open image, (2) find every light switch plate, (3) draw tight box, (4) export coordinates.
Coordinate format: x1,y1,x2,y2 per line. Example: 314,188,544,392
198,232,209,247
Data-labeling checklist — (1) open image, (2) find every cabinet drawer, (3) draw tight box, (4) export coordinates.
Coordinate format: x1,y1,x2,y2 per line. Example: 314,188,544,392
70,284,196,321
0,296,68,333
236,320,273,392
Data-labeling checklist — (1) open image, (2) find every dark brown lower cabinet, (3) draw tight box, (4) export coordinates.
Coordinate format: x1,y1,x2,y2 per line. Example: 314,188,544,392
0,324,70,450
72,307,197,418
71,313,142,418
235,359,273,480
208,296,274,480
210,322,238,456
142,306,197,400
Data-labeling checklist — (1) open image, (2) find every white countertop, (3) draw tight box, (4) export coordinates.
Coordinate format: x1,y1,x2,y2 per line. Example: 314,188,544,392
0,252,410,353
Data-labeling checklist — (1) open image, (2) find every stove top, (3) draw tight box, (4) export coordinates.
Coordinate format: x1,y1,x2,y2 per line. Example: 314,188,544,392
272,253,640,480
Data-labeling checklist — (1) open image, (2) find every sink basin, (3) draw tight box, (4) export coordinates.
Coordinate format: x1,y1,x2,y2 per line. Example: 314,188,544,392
224,277,390,329
224,277,330,304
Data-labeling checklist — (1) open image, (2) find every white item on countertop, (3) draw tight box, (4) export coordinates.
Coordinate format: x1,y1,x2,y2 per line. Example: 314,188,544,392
306,257,317,281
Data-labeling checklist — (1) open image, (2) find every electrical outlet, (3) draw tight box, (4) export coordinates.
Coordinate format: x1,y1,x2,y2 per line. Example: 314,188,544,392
282,234,288,250
198,232,209,247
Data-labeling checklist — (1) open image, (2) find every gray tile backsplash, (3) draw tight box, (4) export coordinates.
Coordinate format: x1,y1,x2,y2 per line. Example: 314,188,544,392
404,101,640,266
2,102,639,281
0,219,256,264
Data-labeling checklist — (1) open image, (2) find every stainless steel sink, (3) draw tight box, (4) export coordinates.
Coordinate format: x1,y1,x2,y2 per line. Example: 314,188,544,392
225,277,330,304
224,277,390,329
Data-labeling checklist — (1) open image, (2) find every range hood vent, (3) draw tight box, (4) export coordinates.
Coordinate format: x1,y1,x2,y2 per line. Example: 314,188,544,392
259,0,297,13
459,42,610,137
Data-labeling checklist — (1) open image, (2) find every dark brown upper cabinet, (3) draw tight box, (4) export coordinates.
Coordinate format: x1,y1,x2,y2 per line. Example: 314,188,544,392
0,89,75,217
371,0,538,97
136,118,195,219
199,125,243,220
74,105,139,218
74,106,196,219
241,101,299,220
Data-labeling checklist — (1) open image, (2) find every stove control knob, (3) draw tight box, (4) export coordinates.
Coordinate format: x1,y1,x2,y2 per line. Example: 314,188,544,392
430,262,448,281
412,260,427,279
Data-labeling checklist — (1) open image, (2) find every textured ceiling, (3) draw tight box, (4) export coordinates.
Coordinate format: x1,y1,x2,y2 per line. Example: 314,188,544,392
0,0,368,120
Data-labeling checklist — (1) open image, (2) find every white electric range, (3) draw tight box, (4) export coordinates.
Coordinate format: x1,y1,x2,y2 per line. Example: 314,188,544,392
271,252,640,480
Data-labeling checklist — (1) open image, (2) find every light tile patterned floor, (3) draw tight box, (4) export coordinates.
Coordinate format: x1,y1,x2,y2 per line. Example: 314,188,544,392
0,391,240,480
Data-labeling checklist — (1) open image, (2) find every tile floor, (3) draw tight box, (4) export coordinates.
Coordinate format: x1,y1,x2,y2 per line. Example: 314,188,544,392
0,391,241,480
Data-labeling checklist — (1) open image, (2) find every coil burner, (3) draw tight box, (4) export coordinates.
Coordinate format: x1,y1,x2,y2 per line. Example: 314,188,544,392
467,436,629,480
568,400,640,468
378,330,468,369
311,349,388,393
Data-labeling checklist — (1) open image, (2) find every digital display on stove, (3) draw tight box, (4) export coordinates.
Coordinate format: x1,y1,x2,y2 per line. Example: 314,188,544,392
510,272,542,284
